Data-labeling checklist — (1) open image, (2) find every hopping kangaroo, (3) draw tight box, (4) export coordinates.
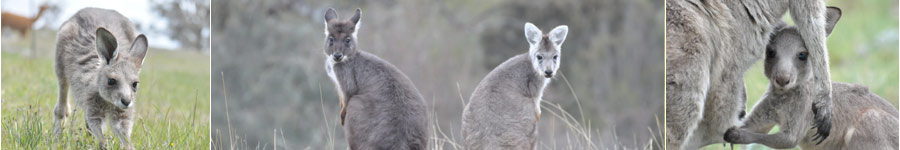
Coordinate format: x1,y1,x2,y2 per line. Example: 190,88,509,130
666,0,835,149
322,8,429,150
53,8,149,149
461,22,568,149
725,7,900,149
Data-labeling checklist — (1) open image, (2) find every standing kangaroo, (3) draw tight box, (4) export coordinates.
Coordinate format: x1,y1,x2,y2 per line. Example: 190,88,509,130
53,8,148,150
461,22,568,149
666,0,834,149
322,8,429,150
724,7,900,149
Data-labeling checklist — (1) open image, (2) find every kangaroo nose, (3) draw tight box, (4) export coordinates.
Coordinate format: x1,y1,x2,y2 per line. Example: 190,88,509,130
121,99,131,107
333,54,343,61
775,78,790,86
544,71,553,77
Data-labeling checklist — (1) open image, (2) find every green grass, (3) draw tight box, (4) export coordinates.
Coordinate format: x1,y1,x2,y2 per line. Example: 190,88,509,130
703,0,898,150
1,36,211,149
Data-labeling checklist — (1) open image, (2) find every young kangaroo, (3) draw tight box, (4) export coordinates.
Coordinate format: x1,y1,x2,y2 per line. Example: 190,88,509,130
322,8,429,150
53,8,148,150
666,0,835,149
461,22,568,149
724,7,900,149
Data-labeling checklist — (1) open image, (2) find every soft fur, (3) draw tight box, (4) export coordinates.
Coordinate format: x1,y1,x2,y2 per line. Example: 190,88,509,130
461,22,568,149
724,8,900,149
53,8,149,150
665,0,834,149
322,8,430,150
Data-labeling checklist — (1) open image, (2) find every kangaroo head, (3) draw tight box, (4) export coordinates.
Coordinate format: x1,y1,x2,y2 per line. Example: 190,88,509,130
765,7,841,90
524,22,568,78
94,27,149,109
323,8,361,63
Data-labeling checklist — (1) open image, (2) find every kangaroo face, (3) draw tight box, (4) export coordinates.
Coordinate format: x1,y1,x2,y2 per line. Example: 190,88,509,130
523,23,568,78
765,7,841,90
323,8,361,63
94,28,149,109
764,29,810,90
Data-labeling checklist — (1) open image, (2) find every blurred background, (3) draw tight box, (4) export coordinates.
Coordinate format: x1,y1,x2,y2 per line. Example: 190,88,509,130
1,0,210,149
702,0,899,149
211,0,663,149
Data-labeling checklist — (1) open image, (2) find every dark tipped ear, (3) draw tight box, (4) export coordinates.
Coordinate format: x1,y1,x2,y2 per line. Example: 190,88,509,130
95,28,118,65
350,8,361,25
824,6,842,37
325,8,338,24
129,34,149,67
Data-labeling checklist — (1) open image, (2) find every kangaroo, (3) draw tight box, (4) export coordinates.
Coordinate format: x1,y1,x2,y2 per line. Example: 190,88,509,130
665,0,835,149
724,7,900,149
1,4,49,37
52,8,148,150
322,8,430,150
461,22,568,149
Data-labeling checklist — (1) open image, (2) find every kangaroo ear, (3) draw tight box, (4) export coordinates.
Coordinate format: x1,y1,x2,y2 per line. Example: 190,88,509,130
129,34,149,68
95,28,118,65
324,8,338,23
548,25,569,47
824,6,842,37
524,22,542,46
324,8,338,35
350,8,361,25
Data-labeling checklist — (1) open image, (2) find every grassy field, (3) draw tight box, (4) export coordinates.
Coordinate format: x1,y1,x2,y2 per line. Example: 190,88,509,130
702,0,899,150
1,30,211,149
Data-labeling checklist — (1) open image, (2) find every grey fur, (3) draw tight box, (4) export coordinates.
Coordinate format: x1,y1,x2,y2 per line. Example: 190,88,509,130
461,22,568,149
322,8,429,150
665,0,835,149
53,8,149,150
724,11,899,149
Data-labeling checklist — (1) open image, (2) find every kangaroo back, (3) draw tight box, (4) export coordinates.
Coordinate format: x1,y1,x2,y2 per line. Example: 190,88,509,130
462,22,568,149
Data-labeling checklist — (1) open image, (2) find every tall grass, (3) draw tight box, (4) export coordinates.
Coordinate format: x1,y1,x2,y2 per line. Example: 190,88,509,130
212,72,662,150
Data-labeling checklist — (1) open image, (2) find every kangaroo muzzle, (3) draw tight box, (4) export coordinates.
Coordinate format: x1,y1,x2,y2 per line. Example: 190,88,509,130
332,53,344,62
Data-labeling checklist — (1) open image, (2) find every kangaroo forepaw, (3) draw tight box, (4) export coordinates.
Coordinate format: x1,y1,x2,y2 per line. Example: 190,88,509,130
340,108,347,126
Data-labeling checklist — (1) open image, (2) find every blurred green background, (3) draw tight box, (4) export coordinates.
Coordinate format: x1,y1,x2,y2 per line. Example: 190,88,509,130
702,0,899,149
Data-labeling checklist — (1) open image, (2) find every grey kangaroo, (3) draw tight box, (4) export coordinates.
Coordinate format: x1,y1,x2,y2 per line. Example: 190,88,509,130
53,8,149,150
322,8,429,150
461,22,568,149
666,0,835,149
724,7,900,149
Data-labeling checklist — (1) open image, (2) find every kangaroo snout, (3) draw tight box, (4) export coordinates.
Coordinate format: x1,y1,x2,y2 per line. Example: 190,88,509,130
543,71,553,78
775,78,790,87
333,53,344,61
121,99,132,107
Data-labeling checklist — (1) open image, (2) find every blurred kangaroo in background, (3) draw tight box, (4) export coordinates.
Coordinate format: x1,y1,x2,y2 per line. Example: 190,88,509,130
1,4,49,37
53,8,149,150
725,7,899,149
322,8,429,150
461,22,568,149
666,0,835,149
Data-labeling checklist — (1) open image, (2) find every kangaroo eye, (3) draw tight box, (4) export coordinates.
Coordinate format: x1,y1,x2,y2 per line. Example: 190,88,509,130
798,52,808,61
132,82,139,89
345,39,351,45
766,49,775,59
327,37,334,46
536,55,543,60
553,55,558,60
108,78,117,86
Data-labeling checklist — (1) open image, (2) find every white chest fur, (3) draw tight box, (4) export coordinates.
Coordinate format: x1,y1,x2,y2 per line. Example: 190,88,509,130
325,58,344,100
536,78,550,116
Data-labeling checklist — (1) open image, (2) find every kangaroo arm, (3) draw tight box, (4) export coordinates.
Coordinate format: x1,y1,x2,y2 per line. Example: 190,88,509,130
790,0,832,142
